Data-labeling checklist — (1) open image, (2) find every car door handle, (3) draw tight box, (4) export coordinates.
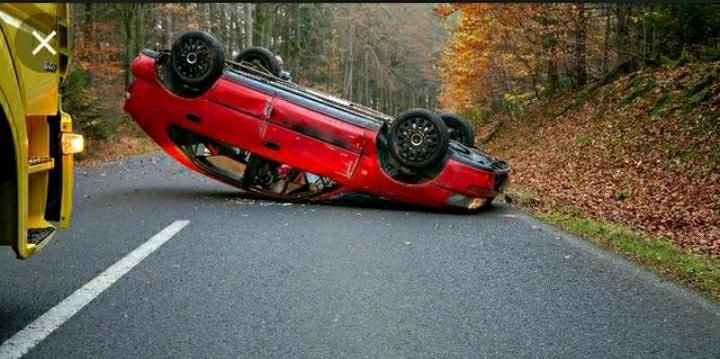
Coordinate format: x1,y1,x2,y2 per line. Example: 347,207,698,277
185,113,202,123
263,141,280,150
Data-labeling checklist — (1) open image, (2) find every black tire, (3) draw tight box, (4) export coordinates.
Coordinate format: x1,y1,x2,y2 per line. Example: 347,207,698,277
234,47,282,77
388,108,449,170
440,113,474,147
241,154,279,189
170,31,225,88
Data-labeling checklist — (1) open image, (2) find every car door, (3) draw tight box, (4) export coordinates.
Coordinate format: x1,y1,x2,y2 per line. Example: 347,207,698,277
195,77,274,152
263,96,366,183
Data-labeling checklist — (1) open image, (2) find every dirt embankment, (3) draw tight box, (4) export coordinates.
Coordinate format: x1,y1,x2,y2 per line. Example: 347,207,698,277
485,62,720,255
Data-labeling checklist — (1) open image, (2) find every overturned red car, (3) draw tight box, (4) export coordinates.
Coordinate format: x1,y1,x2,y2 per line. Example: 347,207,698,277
124,31,509,211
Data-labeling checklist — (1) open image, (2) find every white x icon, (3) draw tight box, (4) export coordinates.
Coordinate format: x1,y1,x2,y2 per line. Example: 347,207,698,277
32,30,56,56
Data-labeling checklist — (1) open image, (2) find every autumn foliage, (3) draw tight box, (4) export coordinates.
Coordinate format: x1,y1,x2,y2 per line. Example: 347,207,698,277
437,4,720,254
436,4,720,117
486,61,720,255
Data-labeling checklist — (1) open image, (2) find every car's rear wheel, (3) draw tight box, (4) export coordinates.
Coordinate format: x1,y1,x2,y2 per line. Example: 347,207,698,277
388,108,449,170
170,31,225,88
234,47,282,77
440,113,474,147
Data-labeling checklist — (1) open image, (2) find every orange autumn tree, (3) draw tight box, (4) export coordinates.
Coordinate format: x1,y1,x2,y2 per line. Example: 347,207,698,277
435,4,499,112
436,4,576,116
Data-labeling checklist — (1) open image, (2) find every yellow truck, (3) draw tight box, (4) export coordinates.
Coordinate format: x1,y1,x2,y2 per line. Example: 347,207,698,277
0,3,83,259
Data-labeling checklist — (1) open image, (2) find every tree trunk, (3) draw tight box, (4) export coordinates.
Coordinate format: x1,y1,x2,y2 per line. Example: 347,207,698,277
165,9,174,49
82,3,95,84
602,4,611,74
615,3,634,72
364,51,369,105
547,57,559,93
244,3,254,48
254,4,265,47
231,6,239,54
574,3,587,87
135,4,145,56
124,5,137,86
343,22,354,99
296,5,302,70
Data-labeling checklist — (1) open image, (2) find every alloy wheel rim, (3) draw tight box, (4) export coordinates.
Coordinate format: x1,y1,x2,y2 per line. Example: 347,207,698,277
395,117,440,163
174,38,211,79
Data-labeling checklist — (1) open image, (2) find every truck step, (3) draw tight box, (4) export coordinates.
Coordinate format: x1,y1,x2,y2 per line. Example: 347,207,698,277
28,156,55,174
27,226,56,246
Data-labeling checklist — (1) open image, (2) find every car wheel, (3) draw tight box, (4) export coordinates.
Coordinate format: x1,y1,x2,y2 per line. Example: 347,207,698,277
234,47,282,77
241,154,279,189
440,113,474,147
388,108,449,170
170,31,225,88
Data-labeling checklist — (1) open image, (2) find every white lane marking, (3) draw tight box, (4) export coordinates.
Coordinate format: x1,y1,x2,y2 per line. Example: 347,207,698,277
0,220,190,359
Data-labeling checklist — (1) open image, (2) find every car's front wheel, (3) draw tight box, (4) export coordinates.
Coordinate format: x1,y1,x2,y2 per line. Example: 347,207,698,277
169,31,225,90
388,108,449,171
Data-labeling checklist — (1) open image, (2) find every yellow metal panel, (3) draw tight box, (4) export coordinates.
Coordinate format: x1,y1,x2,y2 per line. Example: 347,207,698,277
59,110,73,228
0,3,61,116
26,115,50,230
0,4,75,258
0,25,31,257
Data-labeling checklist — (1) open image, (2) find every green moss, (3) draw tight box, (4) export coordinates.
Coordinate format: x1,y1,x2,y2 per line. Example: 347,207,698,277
575,87,593,107
86,120,116,140
575,134,593,146
614,189,629,200
686,89,714,112
677,46,691,66
680,149,699,162
697,113,719,134
624,78,657,105
708,147,720,168
650,91,671,121
458,105,491,128
684,70,718,98
602,62,630,84
503,188,543,208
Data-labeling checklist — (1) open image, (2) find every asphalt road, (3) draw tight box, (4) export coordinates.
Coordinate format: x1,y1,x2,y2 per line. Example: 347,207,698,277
1,152,719,358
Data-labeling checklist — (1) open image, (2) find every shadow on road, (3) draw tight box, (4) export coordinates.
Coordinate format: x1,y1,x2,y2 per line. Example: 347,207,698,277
105,185,500,215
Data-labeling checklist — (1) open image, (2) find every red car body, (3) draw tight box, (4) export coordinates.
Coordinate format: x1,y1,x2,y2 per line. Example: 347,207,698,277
124,49,509,211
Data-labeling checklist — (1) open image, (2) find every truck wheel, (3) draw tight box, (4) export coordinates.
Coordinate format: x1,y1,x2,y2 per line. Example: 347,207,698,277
440,113,474,147
234,47,282,77
170,31,225,88
388,108,449,170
